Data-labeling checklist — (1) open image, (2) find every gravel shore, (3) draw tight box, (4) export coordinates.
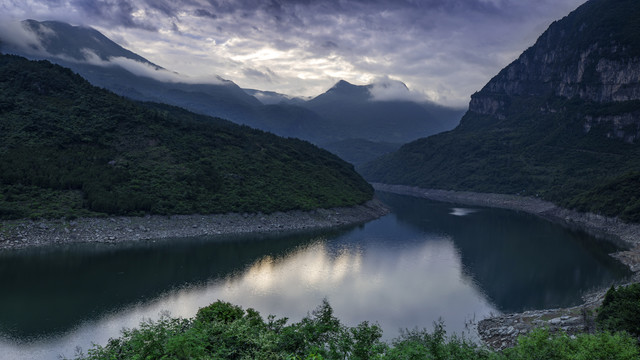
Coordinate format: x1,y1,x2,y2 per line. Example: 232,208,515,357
0,199,389,251
372,183,640,349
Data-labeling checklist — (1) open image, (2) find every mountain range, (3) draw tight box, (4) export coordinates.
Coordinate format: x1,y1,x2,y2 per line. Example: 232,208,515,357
0,20,464,165
362,0,640,223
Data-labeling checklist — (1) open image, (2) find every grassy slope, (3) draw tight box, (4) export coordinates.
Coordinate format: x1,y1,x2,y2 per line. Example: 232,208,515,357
0,54,373,219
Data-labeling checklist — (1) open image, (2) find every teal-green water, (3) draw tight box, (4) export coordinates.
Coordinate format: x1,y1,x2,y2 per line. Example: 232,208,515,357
0,192,631,359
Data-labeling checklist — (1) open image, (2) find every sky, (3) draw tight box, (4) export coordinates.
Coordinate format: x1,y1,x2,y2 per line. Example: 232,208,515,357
0,0,587,107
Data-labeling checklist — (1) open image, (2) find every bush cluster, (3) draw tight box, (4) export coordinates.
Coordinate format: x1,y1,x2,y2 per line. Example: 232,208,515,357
75,300,639,360
596,284,640,338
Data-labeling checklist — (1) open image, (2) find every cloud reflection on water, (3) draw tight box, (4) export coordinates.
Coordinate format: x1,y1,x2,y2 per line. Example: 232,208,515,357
1,228,497,360
214,234,496,333
450,208,478,216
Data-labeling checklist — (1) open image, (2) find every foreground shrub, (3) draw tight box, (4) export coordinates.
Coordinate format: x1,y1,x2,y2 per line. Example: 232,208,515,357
75,300,640,360
504,327,639,360
596,283,640,338
384,322,497,360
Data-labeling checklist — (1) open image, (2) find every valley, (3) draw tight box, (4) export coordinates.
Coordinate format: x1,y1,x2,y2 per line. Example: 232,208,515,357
1,0,640,358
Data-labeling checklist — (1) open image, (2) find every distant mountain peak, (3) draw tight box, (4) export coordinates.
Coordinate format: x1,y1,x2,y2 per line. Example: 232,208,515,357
323,78,425,103
328,80,363,92
24,19,89,32
16,19,161,68
312,80,370,102
333,79,354,87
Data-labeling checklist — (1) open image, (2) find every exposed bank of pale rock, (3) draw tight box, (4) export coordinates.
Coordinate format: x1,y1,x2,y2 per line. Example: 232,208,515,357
477,291,605,351
0,199,388,251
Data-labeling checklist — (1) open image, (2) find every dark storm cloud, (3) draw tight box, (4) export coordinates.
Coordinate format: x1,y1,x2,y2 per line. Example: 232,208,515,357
145,0,179,17
198,0,512,25
66,0,200,29
194,9,217,19
322,41,338,49
242,67,279,83
70,0,142,29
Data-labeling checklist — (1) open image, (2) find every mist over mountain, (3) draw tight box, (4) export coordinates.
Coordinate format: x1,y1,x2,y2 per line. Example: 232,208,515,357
302,79,464,164
362,0,640,223
304,80,464,144
243,89,308,105
0,19,463,161
320,139,402,167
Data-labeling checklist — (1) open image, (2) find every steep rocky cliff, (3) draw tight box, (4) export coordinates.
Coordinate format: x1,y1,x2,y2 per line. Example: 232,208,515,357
362,0,640,222
476,0,640,102
469,0,640,141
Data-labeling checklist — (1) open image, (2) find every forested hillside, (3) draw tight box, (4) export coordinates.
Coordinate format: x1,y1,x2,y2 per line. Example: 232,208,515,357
0,54,373,220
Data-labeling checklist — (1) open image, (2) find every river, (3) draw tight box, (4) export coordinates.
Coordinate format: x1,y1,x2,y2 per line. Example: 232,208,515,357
0,192,631,359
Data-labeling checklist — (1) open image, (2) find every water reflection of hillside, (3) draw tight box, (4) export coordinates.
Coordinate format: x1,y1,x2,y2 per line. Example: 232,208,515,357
377,192,632,312
1,219,497,360
0,229,345,339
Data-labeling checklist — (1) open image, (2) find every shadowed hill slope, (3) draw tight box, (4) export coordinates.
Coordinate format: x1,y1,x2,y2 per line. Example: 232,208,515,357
0,54,373,219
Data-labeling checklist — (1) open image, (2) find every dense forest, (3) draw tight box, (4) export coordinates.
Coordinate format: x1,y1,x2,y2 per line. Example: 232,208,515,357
0,54,373,220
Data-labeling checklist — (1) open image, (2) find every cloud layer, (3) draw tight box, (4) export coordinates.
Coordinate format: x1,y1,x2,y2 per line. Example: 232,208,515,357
1,0,586,106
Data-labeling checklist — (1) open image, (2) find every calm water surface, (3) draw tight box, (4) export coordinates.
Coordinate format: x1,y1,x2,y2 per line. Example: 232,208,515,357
0,192,631,359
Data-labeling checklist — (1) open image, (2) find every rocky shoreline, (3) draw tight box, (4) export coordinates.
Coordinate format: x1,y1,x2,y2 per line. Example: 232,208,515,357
0,199,389,251
476,298,600,350
372,183,640,349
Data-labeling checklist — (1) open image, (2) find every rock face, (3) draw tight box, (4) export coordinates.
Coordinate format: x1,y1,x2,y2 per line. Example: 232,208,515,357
478,303,597,351
473,45,640,109
469,0,640,141
582,111,640,143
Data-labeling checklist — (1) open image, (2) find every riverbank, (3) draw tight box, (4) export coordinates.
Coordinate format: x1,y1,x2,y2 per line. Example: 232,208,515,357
0,199,389,251
372,183,640,349
476,290,607,350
